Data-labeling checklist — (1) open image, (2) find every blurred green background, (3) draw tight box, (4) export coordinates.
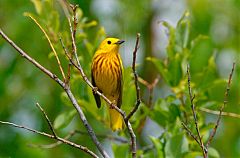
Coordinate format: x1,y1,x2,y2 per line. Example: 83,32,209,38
0,0,240,158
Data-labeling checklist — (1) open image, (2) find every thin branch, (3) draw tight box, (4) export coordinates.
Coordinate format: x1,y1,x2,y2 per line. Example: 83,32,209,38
35,103,57,138
136,76,159,133
0,121,98,158
138,76,159,107
0,29,64,85
0,29,108,158
181,122,201,146
29,130,75,149
73,130,128,144
65,4,78,86
24,13,66,81
200,107,240,119
206,62,235,148
30,130,128,149
126,33,141,121
186,64,207,157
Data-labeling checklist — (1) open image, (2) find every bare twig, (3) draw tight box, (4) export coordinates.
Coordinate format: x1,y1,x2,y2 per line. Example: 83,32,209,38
25,13,66,81
186,64,207,157
200,107,240,119
29,130,128,149
59,37,71,85
29,130,76,149
137,76,159,133
0,29,108,158
65,4,78,85
183,63,235,158
206,62,235,148
181,122,200,146
30,130,128,149
126,33,141,121
0,106,98,158
138,76,159,107
35,103,57,138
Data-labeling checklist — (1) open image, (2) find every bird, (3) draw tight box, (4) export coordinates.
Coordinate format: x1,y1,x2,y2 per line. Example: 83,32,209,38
91,37,125,131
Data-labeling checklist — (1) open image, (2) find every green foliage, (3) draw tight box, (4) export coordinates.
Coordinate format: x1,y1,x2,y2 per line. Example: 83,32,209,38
1,0,240,158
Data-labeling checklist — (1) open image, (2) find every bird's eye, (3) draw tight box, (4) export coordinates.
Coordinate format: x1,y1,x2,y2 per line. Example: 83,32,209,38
107,41,111,44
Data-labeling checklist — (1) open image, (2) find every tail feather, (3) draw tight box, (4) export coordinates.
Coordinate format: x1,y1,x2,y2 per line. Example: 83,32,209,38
109,108,124,131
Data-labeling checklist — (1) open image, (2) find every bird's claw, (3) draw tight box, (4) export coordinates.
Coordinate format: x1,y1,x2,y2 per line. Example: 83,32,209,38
92,87,98,94
110,103,115,109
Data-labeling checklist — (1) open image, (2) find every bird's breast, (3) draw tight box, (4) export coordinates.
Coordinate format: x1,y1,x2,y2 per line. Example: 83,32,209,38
92,54,121,96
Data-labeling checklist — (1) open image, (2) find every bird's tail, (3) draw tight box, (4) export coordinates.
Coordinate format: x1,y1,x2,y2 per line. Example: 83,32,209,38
109,108,124,131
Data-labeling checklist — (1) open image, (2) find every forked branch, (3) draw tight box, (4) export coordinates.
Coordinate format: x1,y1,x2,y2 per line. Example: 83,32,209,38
182,63,235,158
0,29,109,158
0,102,98,158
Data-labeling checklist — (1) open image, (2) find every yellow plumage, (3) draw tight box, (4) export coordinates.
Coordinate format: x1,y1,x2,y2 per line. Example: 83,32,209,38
91,38,124,131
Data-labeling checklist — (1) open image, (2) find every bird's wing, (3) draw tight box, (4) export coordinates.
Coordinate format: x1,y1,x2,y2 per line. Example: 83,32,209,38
117,54,123,108
91,71,101,108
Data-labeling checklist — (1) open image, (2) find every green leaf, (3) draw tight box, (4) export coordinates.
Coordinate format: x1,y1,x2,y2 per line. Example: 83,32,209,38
190,35,214,73
60,92,72,107
31,0,42,14
183,152,202,158
147,57,171,85
149,136,164,158
112,144,129,158
165,133,189,158
150,99,170,127
162,21,177,58
169,104,181,123
54,110,76,129
176,11,190,48
168,53,183,86
83,20,98,28
208,147,220,158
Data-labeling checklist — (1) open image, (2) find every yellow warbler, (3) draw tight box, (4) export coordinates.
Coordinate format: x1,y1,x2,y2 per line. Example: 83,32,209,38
91,38,125,131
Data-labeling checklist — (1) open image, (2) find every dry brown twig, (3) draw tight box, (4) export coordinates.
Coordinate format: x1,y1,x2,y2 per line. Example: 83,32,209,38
182,63,235,158
0,102,98,158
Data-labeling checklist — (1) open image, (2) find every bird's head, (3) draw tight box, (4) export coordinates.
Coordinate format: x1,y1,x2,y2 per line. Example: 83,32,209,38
98,38,124,53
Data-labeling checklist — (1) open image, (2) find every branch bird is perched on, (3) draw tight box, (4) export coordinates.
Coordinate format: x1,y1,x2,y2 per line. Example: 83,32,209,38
91,38,125,131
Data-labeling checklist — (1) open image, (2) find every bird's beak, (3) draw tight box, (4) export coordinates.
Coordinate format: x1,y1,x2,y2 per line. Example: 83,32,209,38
115,40,125,45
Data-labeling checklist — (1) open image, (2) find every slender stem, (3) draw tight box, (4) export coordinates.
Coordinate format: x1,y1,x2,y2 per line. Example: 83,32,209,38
30,130,128,149
181,122,201,146
35,103,57,138
0,121,98,158
187,64,207,158
126,33,141,121
25,14,66,81
200,107,240,119
206,62,235,148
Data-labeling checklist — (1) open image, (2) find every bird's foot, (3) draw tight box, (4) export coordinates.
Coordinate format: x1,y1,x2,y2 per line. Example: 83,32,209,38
110,100,116,109
92,87,98,94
